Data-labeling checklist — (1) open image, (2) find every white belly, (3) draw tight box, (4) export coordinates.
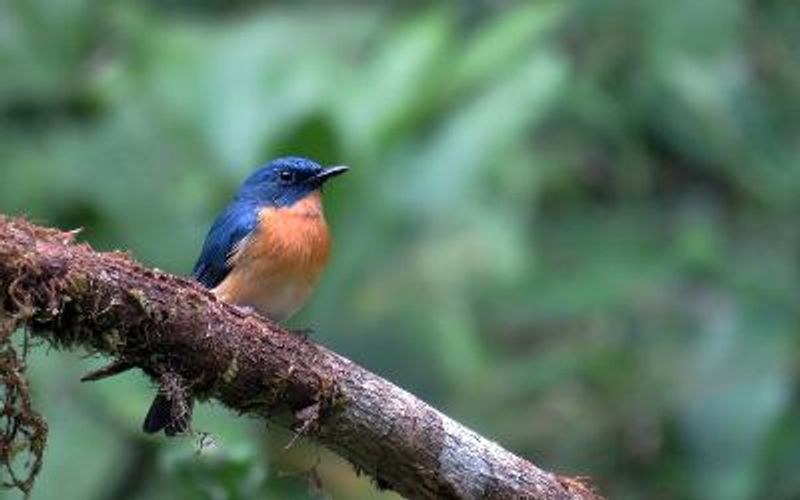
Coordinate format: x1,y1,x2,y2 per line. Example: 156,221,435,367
246,277,315,322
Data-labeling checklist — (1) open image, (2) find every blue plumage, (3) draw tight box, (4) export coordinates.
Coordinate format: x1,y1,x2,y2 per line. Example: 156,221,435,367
234,156,331,206
144,156,349,436
190,156,344,290
191,202,258,289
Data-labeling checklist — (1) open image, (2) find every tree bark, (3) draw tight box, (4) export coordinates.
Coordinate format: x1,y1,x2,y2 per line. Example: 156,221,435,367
0,216,599,500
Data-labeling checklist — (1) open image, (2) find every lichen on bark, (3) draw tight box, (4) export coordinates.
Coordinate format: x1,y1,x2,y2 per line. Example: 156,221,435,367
0,216,599,500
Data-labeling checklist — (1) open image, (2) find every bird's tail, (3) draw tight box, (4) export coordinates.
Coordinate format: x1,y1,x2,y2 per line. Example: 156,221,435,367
142,393,193,436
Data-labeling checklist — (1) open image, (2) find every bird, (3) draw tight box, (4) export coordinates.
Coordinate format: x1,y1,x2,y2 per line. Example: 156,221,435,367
142,156,348,435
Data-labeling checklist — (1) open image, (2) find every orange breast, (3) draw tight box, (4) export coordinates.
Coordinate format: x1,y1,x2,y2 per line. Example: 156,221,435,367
212,191,330,321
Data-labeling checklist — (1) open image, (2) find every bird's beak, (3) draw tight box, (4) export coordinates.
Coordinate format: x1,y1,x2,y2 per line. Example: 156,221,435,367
314,165,349,183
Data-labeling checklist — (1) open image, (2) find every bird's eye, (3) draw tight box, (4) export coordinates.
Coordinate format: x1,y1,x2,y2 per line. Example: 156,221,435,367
279,170,295,183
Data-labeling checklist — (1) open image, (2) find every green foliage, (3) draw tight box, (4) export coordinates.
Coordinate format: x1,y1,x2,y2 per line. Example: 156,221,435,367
1,0,798,499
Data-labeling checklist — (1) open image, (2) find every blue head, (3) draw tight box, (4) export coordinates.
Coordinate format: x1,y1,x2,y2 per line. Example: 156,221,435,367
235,156,348,207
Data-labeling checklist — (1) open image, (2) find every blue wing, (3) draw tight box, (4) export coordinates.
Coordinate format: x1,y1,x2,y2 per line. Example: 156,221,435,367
192,202,259,289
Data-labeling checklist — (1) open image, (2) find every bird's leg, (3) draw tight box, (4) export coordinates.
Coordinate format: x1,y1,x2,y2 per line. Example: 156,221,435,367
80,359,134,382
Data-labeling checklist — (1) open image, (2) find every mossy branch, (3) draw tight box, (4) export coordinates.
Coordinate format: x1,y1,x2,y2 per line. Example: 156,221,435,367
0,215,599,500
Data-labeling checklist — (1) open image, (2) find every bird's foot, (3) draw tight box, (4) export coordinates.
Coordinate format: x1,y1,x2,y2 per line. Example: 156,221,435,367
289,327,314,340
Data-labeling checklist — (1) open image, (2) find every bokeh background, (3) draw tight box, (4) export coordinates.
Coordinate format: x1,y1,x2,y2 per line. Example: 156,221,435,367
1,0,799,499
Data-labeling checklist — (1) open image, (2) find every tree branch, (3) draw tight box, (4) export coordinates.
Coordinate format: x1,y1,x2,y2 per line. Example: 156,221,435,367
0,215,599,500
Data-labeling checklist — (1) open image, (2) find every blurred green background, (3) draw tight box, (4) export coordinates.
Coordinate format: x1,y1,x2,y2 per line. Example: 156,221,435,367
1,0,799,499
